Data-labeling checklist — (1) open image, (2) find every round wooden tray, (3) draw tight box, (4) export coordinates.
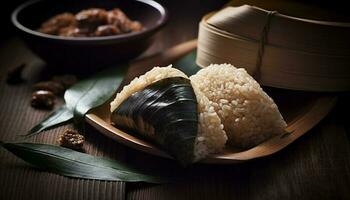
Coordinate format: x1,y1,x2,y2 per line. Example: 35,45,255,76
85,40,337,164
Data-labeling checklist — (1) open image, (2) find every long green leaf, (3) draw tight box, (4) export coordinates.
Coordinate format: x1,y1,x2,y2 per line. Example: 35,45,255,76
27,106,73,136
1,142,170,183
65,67,127,120
27,66,127,136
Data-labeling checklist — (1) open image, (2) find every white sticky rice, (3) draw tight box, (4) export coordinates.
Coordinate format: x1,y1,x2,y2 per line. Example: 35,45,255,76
190,63,287,149
191,81,227,161
110,65,227,161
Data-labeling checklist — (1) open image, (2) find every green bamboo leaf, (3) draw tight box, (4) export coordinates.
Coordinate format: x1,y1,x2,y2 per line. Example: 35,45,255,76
27,106,73,136
65,66,127,120
1,142,170,183
27,66,127,136
173,50,200,76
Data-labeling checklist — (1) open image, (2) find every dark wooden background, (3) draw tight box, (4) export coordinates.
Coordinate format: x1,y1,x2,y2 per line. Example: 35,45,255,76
1,1,350,199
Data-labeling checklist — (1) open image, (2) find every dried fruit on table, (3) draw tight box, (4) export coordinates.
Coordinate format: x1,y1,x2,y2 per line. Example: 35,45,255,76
58,129,85,151
31,90,55,110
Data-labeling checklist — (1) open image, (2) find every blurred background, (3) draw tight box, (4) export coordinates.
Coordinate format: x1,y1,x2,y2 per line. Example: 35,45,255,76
2,0,350,41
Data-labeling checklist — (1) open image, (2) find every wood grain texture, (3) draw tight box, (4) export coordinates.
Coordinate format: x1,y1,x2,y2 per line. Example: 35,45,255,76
1,1,350,200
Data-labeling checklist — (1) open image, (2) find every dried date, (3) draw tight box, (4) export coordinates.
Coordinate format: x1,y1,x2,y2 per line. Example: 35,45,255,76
31,90,55,110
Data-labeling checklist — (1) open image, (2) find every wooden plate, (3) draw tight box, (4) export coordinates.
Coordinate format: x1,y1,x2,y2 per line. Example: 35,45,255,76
85,40,337,164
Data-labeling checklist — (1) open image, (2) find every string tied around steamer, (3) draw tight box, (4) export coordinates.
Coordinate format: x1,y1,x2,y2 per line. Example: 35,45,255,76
253,10,277,81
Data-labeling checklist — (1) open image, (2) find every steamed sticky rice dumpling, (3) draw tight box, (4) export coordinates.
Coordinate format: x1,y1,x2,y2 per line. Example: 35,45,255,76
110,66,227,165
110,63,287,165
190,64,287,149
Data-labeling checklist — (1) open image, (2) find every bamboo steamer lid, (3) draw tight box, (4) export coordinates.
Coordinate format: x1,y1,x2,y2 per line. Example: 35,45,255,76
226,0,350,22
196,5,350,91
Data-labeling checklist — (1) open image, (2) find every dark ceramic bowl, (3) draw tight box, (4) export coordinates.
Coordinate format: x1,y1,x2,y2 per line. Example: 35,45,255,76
11,0,168,69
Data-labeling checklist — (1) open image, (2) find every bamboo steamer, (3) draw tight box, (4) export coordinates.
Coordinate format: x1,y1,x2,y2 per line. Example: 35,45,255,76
196,5,350,91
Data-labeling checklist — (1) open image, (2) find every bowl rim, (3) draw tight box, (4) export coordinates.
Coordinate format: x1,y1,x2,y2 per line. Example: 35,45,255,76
11,0,168,42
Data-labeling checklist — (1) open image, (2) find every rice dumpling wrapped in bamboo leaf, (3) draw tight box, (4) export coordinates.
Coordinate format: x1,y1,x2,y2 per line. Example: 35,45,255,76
110,66,227,165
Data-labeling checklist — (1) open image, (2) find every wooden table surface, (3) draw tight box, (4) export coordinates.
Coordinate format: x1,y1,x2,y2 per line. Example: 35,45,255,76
1,1,350,199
